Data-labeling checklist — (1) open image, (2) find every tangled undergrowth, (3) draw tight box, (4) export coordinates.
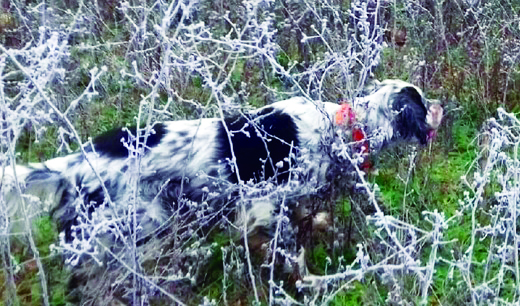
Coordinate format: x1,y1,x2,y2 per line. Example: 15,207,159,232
1,0,520,304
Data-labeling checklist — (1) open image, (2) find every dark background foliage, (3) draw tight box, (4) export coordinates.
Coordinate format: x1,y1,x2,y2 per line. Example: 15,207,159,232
1,0,519,304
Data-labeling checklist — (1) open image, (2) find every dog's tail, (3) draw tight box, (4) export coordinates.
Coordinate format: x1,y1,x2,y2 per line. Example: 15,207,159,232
1,158,73,232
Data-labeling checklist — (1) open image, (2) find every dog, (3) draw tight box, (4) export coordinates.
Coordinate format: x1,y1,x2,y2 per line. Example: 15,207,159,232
2,79,443,266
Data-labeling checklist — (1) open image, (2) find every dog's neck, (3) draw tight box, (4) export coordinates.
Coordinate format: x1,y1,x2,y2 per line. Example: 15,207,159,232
334,102,356,127
334,101,367,143
333,100,373,170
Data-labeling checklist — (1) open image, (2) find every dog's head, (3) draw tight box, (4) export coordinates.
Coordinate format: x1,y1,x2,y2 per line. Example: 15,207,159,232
361,79,443,149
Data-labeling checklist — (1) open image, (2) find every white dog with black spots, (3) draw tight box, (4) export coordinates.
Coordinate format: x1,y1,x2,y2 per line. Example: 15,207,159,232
3,79,443,266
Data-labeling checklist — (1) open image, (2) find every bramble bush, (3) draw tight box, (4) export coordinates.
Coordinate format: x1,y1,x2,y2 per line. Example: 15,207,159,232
0,0,519,305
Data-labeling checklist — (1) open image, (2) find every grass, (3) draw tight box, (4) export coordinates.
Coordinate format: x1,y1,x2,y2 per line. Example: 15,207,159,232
317,104,486,304
3,78,499,306
3,0,520,304
1,217,67,306
2,61,500,305
7,87,494,305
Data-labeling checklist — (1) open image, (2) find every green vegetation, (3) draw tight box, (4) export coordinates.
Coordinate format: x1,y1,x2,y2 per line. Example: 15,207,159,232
1,0,520,304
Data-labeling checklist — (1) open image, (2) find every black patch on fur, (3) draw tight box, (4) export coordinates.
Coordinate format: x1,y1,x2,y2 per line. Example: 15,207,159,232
208,169,219,178
182,137,193,146
66,156,82,168
216,107,300,184
89,123,166,158
25,168,59,182
47,171,121,242
178,131,189,137
392,87,429,144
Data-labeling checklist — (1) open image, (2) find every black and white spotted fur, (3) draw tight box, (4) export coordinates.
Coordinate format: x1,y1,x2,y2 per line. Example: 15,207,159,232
3,79,442,261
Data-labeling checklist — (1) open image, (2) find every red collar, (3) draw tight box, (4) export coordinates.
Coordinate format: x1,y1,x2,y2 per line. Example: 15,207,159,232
336,102,366,141
335,102,356,127
335,101,372,170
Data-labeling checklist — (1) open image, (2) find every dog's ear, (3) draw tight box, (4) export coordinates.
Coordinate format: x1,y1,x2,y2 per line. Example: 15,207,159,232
392,86,430,144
